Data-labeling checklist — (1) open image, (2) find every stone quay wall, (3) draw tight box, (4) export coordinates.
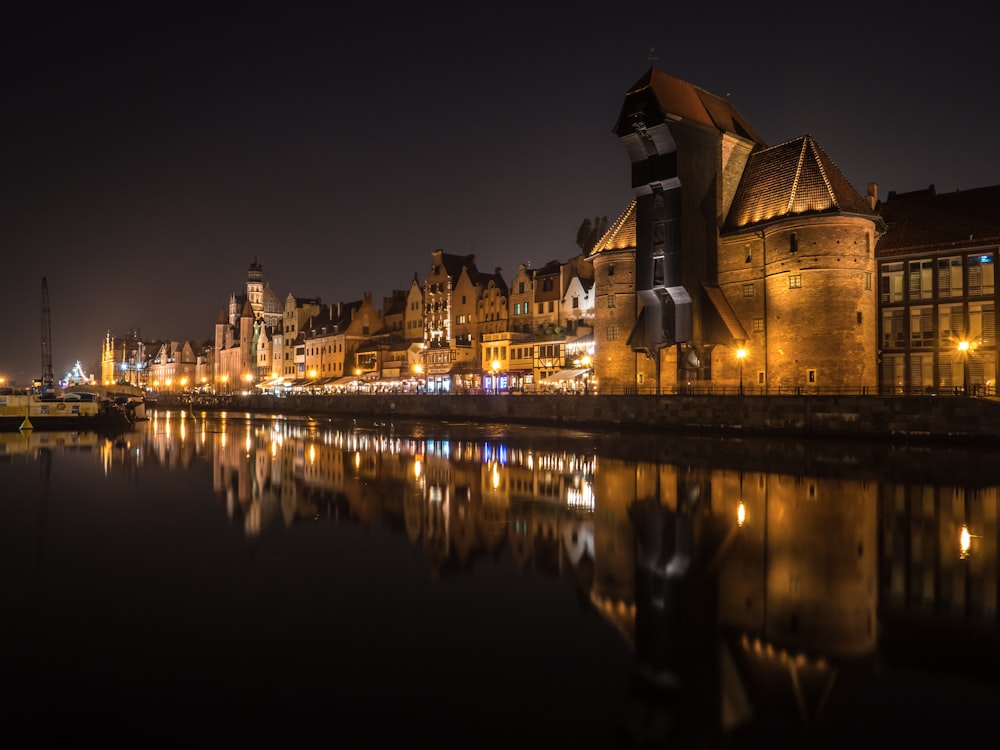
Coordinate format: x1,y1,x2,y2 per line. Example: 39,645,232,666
154,392,1000,444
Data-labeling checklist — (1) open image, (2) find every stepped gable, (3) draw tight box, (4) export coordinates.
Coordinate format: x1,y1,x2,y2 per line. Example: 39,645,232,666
467,262,508,294
618,68,766,144
877,184,1000,257
723,135,875,232
590,200,637,255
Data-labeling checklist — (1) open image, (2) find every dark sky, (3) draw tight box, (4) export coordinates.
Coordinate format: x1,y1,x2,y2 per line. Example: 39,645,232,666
2,2,997,384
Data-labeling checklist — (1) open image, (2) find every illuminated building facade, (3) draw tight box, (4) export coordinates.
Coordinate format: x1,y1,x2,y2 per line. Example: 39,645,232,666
592,68,884,393
876,184,1000,394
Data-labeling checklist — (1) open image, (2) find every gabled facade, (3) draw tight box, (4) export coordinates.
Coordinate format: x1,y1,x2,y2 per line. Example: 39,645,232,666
509,264,534,334
422,249,490,392
404,276,424,342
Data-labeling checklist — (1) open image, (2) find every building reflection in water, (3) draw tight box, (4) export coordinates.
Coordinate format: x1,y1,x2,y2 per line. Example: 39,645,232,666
113,410,998,744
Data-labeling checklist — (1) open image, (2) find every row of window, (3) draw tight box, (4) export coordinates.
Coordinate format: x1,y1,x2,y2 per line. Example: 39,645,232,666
881,302,996,350
881,253,995,304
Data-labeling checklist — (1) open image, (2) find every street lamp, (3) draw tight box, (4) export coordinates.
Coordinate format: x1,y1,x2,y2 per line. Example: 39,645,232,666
491,360,501,394
412,362,424,393
736,347,748,395
957,340,971,395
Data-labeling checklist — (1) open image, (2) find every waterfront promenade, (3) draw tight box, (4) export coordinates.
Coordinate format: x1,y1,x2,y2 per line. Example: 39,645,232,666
155,391,1000,444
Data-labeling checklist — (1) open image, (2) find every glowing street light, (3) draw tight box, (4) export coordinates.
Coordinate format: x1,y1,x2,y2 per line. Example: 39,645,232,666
736,347,748,395
957,340,971,395
960,523,972,559
491,359,501,394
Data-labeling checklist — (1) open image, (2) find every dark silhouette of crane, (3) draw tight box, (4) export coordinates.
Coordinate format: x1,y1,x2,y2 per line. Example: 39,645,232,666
39,277,56,397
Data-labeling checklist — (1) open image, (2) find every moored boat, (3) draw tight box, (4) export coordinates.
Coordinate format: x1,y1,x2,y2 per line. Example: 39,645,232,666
0,390,134,432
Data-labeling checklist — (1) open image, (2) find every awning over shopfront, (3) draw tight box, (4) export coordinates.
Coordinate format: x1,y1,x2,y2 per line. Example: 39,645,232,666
330,376,360,388
541,368,588,383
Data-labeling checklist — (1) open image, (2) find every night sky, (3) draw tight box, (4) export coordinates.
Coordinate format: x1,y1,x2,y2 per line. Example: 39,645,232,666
2,2,997,384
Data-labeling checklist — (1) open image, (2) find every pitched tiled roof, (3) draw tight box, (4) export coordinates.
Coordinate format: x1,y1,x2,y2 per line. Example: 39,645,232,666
439,252,477,285
877,184,1000,256
621,69,766,145
723,135,876,233
590,201,637,255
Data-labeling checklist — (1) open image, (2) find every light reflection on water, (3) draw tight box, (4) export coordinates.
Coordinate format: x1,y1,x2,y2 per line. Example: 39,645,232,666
1,411,998,747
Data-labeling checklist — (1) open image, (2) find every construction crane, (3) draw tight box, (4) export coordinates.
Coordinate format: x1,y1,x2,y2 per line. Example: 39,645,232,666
39,277,56,397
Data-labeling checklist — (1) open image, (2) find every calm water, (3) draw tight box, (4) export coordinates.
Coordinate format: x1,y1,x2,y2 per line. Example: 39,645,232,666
1,411,998,747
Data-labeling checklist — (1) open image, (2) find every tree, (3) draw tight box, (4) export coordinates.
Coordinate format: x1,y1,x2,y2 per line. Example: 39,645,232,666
575,216,609,253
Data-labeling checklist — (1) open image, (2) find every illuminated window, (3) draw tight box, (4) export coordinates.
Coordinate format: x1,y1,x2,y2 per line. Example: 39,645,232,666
743,283,755,297
937,256,963,297
788,275,802,289
880,262,905,303
753,318,764,333
969,253,995,296
607,295,616,309
908,259,933,300
910,306,934,348
607,325,620,341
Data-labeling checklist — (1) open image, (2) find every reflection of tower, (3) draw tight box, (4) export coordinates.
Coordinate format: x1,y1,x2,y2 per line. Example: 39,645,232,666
624,481,730,747
717,472,878,731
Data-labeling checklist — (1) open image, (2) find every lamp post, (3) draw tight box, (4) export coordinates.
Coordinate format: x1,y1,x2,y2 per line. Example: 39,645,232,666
736,347,748,395
957,340,971,395
491,360,501,394
412,362,424,393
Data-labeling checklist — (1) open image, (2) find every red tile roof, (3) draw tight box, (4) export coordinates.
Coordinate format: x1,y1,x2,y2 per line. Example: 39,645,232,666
876,184,1000,256
723,136,876,232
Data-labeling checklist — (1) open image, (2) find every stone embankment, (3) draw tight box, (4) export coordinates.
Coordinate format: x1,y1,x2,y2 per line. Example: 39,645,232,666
152,392,1000,444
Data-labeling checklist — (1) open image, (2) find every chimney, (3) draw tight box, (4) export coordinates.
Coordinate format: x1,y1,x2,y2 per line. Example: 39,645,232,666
866,183,878,210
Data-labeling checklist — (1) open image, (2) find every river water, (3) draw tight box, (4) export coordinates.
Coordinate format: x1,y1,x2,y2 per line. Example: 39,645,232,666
1,409,998,747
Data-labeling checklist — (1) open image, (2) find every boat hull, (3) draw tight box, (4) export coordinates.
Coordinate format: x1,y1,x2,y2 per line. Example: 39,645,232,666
0,393,133,432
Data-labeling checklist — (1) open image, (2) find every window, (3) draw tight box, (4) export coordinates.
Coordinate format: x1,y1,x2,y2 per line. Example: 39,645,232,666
607,325,619,341
908,259,933,300
572,296,579,309
745,244,752,263
910,306,934,348
788,274,802,289
608,264,614,276
970,301,996,346
880,262,905,303
807,369,816,383
790,233,798,253
607,295,616,309
938,304,963,345
937,256,963,297
743,283,755,298
547,301,554,313
518,282,525,294
537,303,543,314
752,318,764,333
865,271,872,290
969,253,995,296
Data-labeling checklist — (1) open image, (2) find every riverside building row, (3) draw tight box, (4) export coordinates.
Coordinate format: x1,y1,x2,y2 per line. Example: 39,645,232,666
101,68,1000,397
